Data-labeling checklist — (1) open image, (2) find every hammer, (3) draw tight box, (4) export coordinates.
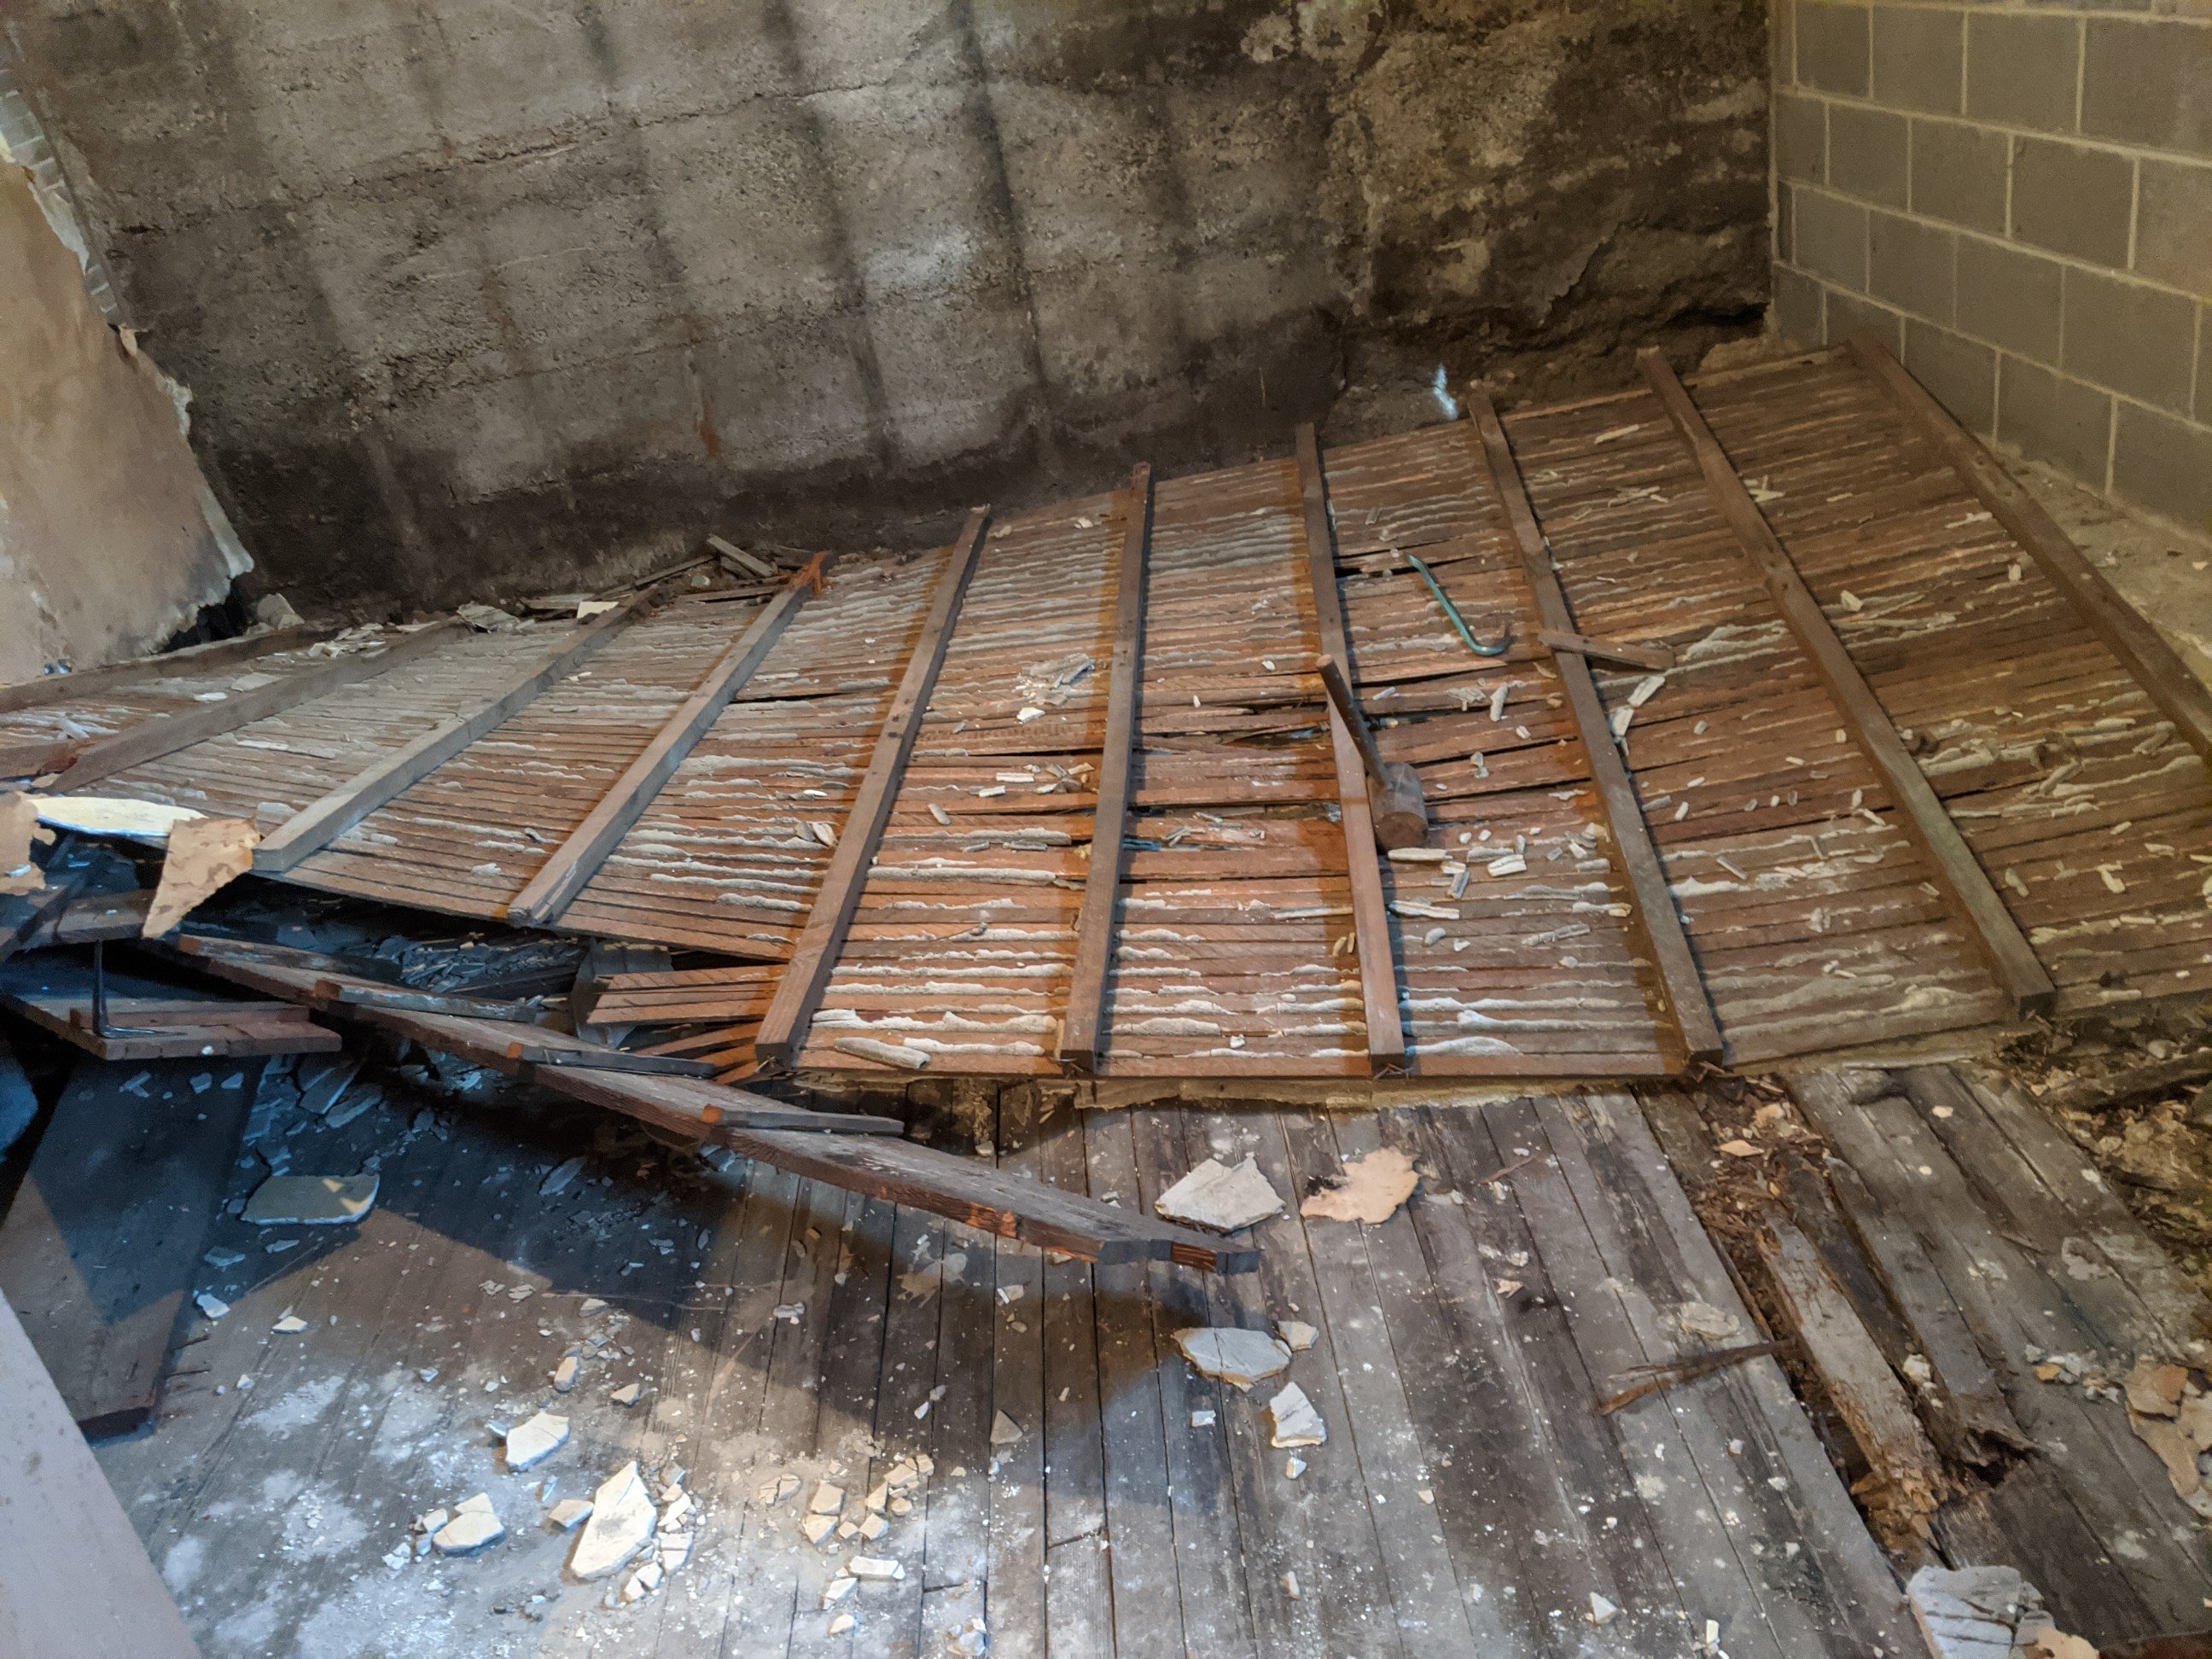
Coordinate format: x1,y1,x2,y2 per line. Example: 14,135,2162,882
1317,659,1430,851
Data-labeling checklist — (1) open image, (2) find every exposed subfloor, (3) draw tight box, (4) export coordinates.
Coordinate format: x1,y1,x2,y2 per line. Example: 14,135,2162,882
92,1069,1918,1658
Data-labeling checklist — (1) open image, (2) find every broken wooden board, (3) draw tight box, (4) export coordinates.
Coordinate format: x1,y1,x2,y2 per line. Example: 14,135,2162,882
0,958,340,1061
0,1057,263,1436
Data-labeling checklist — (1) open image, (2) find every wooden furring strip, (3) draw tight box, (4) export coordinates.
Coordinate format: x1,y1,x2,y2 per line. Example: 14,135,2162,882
255,596,653,874
1293,424,1406,1075
504,582,815,927
754,509,993,1070
0,624,335,717
48,620,468,790
1637,349,2056,1017
1465,390,1724,1065
1058,463,1153,1073
1847,333,2212,763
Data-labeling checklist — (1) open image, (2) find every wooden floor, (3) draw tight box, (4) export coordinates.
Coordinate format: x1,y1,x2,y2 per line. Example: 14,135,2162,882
96,1065,1917,1658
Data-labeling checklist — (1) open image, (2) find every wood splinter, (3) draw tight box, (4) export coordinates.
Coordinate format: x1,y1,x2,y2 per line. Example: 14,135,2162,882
1534,628,1675,672
1595,1341,1780,1416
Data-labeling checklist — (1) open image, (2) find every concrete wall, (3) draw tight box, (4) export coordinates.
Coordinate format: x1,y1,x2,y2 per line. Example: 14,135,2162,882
5,0,1771,617
1770,0,2212,539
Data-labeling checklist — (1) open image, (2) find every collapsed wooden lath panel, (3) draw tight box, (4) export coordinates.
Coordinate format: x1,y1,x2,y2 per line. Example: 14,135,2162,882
4,344,2207,1081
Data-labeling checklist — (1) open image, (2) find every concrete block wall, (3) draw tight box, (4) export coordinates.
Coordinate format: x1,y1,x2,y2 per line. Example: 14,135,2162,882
1771,0,2212,538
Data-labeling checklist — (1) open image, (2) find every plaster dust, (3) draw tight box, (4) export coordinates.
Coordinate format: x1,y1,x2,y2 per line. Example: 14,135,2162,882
10,0,1768,617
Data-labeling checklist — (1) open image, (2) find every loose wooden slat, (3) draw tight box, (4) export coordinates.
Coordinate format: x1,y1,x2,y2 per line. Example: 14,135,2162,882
1848,334,2212,763
504,583,812,926
1637,349,2056,1017
1467,392,1725,1064
49,620,468,790
755,509,993,1069
1532,627,1674,672
1295,425,1406,1074
1060,463,1152,1072
255,597,651,873
0,624,335,716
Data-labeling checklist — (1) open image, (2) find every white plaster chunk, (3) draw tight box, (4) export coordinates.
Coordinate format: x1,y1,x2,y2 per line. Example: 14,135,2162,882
569,1463,658,1581
1267,1382,1328,1448
610,1381,643,1406
847,1555,905,1581
552,1354,579,1393
989,1411,1022,1446
548,1499,593,1531
242,1173,379,1225
1173,1326,1292,1391
1275,1320,1318,1353
1154,1155,1284,1232
432,1493,504,1556
505,1411,569,1471
1906,1564,2044,1659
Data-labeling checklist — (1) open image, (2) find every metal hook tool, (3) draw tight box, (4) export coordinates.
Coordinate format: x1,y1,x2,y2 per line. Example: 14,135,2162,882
1406,553,1511,657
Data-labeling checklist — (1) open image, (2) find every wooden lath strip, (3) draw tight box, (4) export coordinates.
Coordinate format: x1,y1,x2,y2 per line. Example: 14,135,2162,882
1847,333,2212,763
0,624,336,717
47,620,468,790
1465,391,1724,1066
755,509,993,1070
1058,463,1152,1073
1637,348,2056,1017
504,582,815,927
1294,425,1406,1075
255,596,653,874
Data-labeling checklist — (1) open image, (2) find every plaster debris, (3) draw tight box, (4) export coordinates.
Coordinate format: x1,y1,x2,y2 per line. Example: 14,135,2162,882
1300,1145,1419,1224
552,1355,579,1392
847,1555,905,1581
29,796,202,841
756,1474,801,1506
827,1613,856,1634
194,1291,230,1319
2125,1357,2188,1417
1154,1155,1284,1231
432,1493,504,1557
540,1155,586,1196
271,1312,308,1334
834,1035,932,1070
505,1411,569,1470
1173,1326,1293,1391
569,1463,658,1580
1906,1564,2059,1659
548,1499,594,1531
610,1382,643,1406
1190,1409,1217,1429
809,1481,846,1515
1678,1302,1742,1342
1267,1382,1328,1448
802,1514,838,1545
1276,1319,1318,1352
989,1411,1023,1446
823,1575,858,1606
242,1173,379,1225
1587,1592,1621,1626
1283,1570,1301,1599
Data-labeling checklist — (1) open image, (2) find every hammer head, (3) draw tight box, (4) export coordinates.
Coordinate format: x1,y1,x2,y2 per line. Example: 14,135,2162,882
1369,760,1430,851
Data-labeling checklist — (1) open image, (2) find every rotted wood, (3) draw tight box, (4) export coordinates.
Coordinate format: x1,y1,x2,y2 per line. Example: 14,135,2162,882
1293,424,1406,1075
1466,390,1724,1065
0,623,335,717
256,594,653,873
1848,333,2212,764
1060,464,1152,1074
49,619,469,790
1636,349,2056,1019
756,509,993,1070
504,580,815,927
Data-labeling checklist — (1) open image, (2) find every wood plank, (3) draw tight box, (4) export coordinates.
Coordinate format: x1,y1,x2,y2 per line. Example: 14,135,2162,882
0,1288,200,1658
504,585,812,925
1059,464,1151,1072
1466,392,1724,1064
1848,334,2212,763
0,623,335,715
49,619,468,790
253,596,651,872
755,511,992,1069
1637,349,2057,1018
1533,627,1674,671
1295,425,1405,1075
0,1057,262,1439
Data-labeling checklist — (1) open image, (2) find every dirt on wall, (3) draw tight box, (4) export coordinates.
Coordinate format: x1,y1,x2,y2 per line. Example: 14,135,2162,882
7,0,1769,617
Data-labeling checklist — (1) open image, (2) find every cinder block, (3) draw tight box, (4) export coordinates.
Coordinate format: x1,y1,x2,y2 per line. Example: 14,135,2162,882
2082,18,2212,157
2062,268,2200,413
1965,12,2082,136
1904,318,1998,434
1797,2,1871,97
1793,188,1870,288
1828,104,1909,207
1775,92,1828,185
2010,137,2134,266
1997,357,2113,486
2135,159,2212,294
1956,237,2065,362
1774,264,1827,346
1828,288,1904,354
2111,404,2212,534
1910,119,2008,236
1870,211,1956,323
1873,4,1964,114
1773,0,1797,84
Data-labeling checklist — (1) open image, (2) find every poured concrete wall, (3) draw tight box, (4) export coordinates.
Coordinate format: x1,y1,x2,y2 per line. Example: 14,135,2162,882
1771,0,2212,540
8,0,1770,615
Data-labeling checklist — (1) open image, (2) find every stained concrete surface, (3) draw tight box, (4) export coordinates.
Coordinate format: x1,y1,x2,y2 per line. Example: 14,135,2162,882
7,0,1770,617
